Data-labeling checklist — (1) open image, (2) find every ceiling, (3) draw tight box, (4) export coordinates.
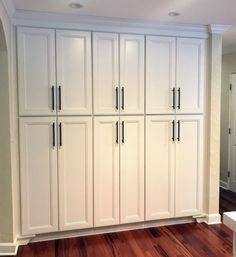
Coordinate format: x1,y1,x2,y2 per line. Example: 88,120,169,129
12,0,236,54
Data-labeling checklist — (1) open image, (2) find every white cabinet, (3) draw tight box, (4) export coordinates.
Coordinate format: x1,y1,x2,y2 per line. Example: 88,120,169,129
93,33,119,115
20,117,58,235
146,36,176,114
120,35,144,114
146,115,203,220
94,116,145,226
93,32,145,115
146,116,175,220
175,115,203,217
146,36,205,114
120,116,144,223
56,30,92,115
176,38,205,114
18,27,56,116
58,117,93,230
94,117,120,227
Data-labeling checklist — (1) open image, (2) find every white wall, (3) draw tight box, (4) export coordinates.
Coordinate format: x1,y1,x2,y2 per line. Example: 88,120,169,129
220,52,236,183
0,0,13,243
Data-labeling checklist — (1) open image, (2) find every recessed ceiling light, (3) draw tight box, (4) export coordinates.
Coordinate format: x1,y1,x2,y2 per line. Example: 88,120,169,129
69,3,83,8
168,12,180,17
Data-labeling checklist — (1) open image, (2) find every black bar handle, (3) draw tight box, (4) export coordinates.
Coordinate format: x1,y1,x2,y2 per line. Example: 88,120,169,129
116,121,119,144
121,87,124,110
116,87,119,110
177,120,180,141
172,88,175,109
172,120,175,142
178,88,181,109
59,122,62,146
52,122,55,147
122,121,125,143
52,86,55,111
58,86,62,111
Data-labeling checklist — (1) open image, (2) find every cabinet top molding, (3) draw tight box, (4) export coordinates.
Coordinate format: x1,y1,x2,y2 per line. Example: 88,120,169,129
208,24,231,34
12,10,216,38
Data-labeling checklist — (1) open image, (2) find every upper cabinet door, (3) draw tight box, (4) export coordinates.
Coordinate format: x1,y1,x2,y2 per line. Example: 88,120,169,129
93,33,119,115
56,30,92,115
175,115,203,217
176,38,205,114
120,35,144,114
18,27,56,116
146,116,175,220
58,117,93,231
20,117,58,235
146,36,176,114
120,116,144,224
94,117,120,227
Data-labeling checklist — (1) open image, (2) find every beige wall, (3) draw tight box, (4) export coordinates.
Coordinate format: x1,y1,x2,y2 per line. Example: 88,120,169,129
0,1,13,243
220,53,236,182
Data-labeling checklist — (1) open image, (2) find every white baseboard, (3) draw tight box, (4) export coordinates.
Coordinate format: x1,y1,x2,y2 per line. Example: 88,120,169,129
0,242,18,256
204,213,222,225
31,217,194,243
220,180,229,190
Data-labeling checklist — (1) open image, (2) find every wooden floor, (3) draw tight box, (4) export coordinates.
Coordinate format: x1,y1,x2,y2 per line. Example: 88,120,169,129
15,189,236,257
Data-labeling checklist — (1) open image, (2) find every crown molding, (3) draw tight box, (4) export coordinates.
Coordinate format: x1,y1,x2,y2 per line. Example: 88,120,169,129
208,24,231,34
2,0,16,18
12,10,210,38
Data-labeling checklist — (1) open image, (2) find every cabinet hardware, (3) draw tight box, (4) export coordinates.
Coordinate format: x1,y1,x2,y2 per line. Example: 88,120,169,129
59,122,62,146
116,121,119,144
178,88,181,109
58,86,62,111
172,88,175,109
122,121,125,143
52,122,55,147
172,120,175,141
177,120,180,141
121,87,124,110
116,87,119,110
52,86,55,111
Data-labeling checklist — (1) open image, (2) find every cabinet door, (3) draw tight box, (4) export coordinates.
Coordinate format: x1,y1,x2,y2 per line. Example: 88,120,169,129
146,116,175,220
175,115,203,217
93,33,119,115
146,36,176,114
94,117,119,227
58,117,93,230
56,30,92,115
120,35,144,114
120,116,144,223
20,117,58,235
176,38,205,114
17,27,56,116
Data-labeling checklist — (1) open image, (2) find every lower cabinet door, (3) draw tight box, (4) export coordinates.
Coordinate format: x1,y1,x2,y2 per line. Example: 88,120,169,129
58,117,93,230
94,117,119,227
146,116,175,220
175,115,203,217
120,116,144,223
20,117,58,235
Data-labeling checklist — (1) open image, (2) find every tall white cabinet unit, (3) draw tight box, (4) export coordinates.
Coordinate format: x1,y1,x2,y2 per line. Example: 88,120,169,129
17,24,206,239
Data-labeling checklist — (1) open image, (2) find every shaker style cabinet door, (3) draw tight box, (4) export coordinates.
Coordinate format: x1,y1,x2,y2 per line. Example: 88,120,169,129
175,115,203,217
94,117,120,227
20,117,58,235
58,117,93,231
120,116,144,224
18,27,56,116
176,38,205,114
120,35,144,114
146,36,176,114
93,33,119,115
146,116,175,220
56,30,92,115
